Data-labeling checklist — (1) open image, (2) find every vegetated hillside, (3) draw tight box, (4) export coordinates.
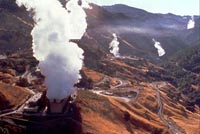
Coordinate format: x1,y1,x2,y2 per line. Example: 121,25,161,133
0,48,199,133
171,44,200,73
101,4,200,59
1,1,200,63
103,4,200,46
81,51,199,115
76,82,200,134
0,0,33,53
0,1,199,133
82,3,200,62
162,44,200,111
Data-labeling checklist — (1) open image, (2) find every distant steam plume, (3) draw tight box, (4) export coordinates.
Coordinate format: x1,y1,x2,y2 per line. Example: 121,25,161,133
187,16,195,29
109,33,120,57
152,38,165,57
16,0,88,100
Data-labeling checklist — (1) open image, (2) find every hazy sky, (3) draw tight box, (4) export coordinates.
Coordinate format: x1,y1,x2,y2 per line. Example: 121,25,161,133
87,0,199,16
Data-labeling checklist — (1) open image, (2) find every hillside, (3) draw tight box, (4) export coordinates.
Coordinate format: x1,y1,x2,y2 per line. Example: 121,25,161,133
169,44,200,73
1,48,199,133
0,1,200,134
161,44,200,111
1,1,200,62
0,82,31,110
103,4,200,47
99,4,200,60
0,1,33,53
76,82,200,134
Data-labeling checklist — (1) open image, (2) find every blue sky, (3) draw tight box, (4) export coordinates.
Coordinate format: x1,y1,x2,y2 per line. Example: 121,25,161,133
87,0,199,16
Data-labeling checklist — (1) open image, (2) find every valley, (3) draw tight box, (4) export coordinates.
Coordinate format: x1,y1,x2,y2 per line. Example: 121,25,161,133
0,1,199,134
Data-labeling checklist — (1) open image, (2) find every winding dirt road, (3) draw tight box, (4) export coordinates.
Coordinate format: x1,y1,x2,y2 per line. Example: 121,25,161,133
151,82,185,134
93,76,140,103
21,66,37,84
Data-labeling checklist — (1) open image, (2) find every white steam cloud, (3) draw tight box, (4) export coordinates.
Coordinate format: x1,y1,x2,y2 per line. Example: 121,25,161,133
81,0,92,9
109,33,120,57
187,16,195,29
16,0,88,100
152,38,165,57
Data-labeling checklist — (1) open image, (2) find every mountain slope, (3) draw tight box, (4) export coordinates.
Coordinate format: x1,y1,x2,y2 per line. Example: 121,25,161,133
76,82,200,134
161,44,200,111
0,82,31,110
0,3,33,53
0,1,199,134
101,4,200,59
0,2,199,62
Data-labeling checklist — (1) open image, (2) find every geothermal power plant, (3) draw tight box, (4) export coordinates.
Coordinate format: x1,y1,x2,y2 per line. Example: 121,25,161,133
23,90,78,114
48,98,70,114
14,0,89,115
0,0,88,133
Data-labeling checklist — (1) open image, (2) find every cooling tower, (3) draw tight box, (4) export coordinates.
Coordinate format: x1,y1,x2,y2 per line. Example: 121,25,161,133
48,98,69,114
47,91,77,114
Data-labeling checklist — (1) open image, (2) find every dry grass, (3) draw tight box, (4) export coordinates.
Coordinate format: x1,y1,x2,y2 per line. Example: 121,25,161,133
0,82,31,110
82,112,130,134
172,116,200,134
150,83,200,134
133,82,200,134
77,90,167,134
162,97,200,133
82,67,105,83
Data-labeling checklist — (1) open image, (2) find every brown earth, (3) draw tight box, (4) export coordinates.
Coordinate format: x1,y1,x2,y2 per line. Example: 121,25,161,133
0,3,199,133
0,82,31,110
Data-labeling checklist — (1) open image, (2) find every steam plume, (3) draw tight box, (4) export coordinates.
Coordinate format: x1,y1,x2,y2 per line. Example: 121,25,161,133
16,0,87,100
81,0,92,9
152,38,165,57
187,16,195,29
109,33,120,57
